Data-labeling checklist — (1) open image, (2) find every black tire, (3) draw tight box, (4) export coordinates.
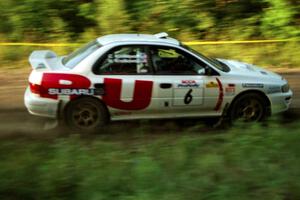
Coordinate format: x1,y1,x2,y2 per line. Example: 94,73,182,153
64,97,109,133
229,93,268,122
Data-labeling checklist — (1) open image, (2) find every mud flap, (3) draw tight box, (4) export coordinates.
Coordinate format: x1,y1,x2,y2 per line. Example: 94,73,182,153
43,100,62,130
213,103,230,128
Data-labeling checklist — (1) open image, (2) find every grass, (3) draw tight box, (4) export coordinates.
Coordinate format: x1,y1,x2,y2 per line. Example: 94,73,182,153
0,122,300,199
0,42,299,69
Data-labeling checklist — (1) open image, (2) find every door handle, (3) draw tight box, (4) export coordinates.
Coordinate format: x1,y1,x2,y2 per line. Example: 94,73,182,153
93,83,105,95
94,83,105,89
160,83,172,89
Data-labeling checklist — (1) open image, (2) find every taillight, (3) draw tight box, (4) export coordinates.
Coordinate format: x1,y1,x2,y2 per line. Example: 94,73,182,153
29,83,45,95
29,83,42,94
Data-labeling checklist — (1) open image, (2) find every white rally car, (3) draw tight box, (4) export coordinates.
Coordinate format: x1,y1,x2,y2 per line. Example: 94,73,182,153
25,32,292,131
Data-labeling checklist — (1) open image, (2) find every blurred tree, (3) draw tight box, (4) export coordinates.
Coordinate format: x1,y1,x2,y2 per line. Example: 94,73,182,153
3,0,54,41
48,0,97,39
0,0,97,41
0,0,299,41
124,0,158,32
96,0,131,34
124,0,200,39
194,0,266,39
0,1,13,35
261,0,299,38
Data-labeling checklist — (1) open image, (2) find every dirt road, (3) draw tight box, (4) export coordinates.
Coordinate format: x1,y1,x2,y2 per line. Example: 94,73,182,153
0,69,299,136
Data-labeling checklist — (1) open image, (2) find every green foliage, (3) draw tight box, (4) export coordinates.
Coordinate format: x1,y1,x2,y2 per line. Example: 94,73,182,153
0,0,97,41
0,123,300,199
0,0,299,41
261,0,299,38
0,0,299,68
97,0,131,34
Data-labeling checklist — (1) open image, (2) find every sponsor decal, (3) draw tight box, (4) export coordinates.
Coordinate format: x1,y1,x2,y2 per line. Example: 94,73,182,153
225,87,235,95
225,84,235,96
41,73,92,100
102,78,153,110
214,78,224,111
48,88,104,96
242,83,264,88
177,80,200,88
108,53,147,64
39,73,153,111
205,81,219,88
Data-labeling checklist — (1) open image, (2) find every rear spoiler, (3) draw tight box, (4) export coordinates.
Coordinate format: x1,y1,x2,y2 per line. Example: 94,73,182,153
29,50,58,70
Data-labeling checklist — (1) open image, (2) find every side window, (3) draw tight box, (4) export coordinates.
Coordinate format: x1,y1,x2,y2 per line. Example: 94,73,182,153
95,46,151,75
149,46,208,75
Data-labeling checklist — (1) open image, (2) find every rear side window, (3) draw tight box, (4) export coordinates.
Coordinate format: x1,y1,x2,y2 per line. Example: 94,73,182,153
94,46,152,75
63,40,102,69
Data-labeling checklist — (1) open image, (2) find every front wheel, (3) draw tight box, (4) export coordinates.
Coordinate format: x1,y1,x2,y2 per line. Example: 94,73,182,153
64,97,109,133
229,93,268,122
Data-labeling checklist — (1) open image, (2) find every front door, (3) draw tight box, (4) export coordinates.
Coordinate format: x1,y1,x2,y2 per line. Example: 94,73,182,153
149,45,207,116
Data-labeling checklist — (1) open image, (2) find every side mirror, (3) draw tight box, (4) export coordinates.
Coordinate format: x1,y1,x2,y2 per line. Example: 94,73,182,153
197,68,206,75
198,67,212,75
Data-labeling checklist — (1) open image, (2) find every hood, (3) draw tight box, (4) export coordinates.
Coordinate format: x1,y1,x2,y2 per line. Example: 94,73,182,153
217,58,282,80
29,50,68,71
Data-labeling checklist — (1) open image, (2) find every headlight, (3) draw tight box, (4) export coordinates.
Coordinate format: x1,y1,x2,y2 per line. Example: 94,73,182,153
281,83,290,93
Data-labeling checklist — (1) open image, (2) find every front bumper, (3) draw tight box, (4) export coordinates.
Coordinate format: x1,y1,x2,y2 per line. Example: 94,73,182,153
268,90,293,114
24,87,59,118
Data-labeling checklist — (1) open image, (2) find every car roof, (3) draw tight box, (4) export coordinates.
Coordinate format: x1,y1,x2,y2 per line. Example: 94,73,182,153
96,32,180,46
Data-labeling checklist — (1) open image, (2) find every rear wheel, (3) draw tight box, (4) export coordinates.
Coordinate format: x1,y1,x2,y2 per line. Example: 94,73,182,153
65,97,109,133
230,93,267,122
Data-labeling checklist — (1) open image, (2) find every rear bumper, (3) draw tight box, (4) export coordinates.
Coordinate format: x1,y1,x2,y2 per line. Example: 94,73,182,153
24,87,59,118
268,90,293,114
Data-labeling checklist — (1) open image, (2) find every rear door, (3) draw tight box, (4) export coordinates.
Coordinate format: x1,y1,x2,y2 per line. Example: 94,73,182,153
90,45,155,118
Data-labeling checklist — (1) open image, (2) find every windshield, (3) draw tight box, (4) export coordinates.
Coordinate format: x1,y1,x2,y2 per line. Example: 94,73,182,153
62,40,102,68
181,44,230,72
